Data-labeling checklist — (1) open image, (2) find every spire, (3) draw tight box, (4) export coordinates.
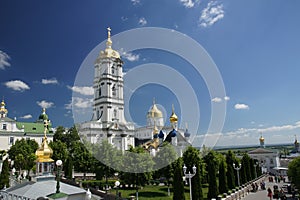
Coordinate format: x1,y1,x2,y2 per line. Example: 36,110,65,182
0,98,8,118
106,27,112,49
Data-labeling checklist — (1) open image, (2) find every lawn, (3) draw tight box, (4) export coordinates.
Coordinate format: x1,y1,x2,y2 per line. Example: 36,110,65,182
111,185,208,200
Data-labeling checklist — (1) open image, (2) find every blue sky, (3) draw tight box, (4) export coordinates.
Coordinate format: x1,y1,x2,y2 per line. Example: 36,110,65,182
1,0,300,147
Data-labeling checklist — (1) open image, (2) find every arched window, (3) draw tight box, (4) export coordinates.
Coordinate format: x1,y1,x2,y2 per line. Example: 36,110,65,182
114,109,117,118
112,66,115,74
112,84,116,96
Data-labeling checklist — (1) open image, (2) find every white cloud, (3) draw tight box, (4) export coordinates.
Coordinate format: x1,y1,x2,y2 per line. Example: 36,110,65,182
179,0,199,8
199,1,224,27
121,51,140,62
4,80,30,91
211,97,222,103
121,16,128,21
224,96,230,101
20,114,32,119
68,86,94,96
131,0,140,5
37,100,54,109
42,78,58,85
234,103,249,110
66,97,93,109
0,50,11,70
138,17,147,26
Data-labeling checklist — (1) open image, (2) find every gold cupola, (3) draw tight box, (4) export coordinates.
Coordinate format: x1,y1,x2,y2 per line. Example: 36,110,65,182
147,99,163,119
169,104,178,123
0,99,8,118
35,119,54,163
98,27,120,60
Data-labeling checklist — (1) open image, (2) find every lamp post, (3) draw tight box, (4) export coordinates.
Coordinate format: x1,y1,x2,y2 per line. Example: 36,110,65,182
183,164,197,200
56,160,62,193
233,163,242,187
115,180,120,200
254,162,258,179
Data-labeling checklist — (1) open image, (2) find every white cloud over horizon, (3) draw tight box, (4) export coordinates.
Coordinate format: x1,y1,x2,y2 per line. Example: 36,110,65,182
138,17,147,26
0,50,11,70
4,80,30,91
234,103,249,110
224,96,230,101
20,114,33,119
120,49,140,62
68,86,94,96
42,78,58,85
37,100,54,109
199,1,224,27
193,121,300,147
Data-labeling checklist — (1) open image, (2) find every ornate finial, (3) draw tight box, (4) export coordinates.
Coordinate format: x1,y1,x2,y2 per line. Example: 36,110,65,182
153,97,156,105
106,27,112,49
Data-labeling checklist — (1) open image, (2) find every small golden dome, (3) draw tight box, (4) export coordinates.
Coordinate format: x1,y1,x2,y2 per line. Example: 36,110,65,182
169,105,178,123
259,136,264,142
36,137,54,163
0,100,8,114
1,100,5,107
147,100,163,118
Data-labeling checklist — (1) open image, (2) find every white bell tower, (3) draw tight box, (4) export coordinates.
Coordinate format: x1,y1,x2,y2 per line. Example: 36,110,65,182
93,27,126,128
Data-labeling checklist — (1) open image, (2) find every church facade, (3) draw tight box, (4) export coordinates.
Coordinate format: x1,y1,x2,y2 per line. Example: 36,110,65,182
0,100,54,151
78,28,191,154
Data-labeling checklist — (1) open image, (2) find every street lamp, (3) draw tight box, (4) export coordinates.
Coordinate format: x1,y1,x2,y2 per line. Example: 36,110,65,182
115,180,120,200
56,160,62,193
233,163,242,187
183,164,197,200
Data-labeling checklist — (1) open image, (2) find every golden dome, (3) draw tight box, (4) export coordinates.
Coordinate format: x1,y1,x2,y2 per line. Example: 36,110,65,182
169,105,178,123
35,137,54,163
0,100,8,114
147,100,163,119
259,136,264,142
98,27,120,60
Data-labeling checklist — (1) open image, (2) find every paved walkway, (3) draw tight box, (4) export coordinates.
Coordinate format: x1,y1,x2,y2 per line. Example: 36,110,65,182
243,176,291,200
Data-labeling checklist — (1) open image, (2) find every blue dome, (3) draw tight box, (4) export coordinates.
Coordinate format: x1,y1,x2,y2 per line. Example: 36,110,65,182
170,129,177,137
154,134,158,138
158,130,164,138
184,129,191,137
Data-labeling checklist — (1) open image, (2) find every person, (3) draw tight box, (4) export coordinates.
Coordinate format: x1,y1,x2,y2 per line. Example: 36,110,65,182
267,187,273,200
279,189,287,200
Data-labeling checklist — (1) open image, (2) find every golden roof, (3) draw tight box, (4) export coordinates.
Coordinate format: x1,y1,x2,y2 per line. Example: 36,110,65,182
169,104,178,123
0,100,8,114
35,120,54,163
147,100,163,118
98,27,120,59
259,136,264,142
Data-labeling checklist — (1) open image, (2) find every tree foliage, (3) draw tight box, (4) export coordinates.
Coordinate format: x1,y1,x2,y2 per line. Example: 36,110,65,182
183,146,203,200
7,138,38,172
0,158,9,189
204,151,218,199
172,158,185,200
218,156,228,194
226,150,236,189
288,157,300,190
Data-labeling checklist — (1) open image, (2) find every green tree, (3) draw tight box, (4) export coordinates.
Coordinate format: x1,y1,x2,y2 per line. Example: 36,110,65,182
172,158,185,200
183,146,203,200
8,138,38,175
240,154,252,184
204,151,218,199
288,157,300,190
49,140,68,163
226,150,236,189
154,142,178,196
0,158,9,189
219,156,228,194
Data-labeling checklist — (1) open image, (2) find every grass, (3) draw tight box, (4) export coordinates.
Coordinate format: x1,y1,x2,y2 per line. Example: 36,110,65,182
47,192,68,199
111,185,208,200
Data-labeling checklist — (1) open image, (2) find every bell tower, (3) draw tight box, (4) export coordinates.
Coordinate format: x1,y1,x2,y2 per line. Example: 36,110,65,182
93,27,126,128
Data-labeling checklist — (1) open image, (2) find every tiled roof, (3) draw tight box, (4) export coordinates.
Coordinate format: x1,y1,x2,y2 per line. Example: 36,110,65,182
248,148,274,154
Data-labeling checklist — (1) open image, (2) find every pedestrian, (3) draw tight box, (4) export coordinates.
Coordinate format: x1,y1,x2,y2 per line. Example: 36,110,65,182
267,187,273,200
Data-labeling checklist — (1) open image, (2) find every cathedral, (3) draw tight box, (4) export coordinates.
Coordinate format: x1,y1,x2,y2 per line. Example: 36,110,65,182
78,28,191,155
